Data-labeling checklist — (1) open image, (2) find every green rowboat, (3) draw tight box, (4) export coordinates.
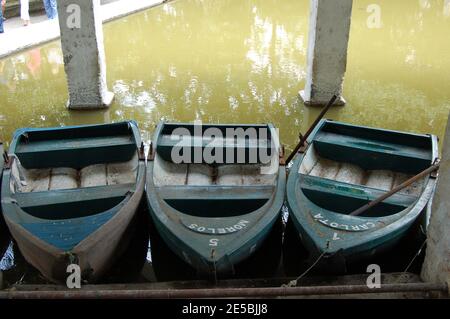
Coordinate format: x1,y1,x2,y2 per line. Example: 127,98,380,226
286,119,438,272
1,122,145,283
146,121,286,278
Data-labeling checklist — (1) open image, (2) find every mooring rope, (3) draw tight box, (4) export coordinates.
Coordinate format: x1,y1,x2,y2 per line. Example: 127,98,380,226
211,249,218,285
395,238,428,284
282,242,329,288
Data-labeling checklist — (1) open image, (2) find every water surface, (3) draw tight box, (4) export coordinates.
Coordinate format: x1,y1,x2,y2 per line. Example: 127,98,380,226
0,0,449,151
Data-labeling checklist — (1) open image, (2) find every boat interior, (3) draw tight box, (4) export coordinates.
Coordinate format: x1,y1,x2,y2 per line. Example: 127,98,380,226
152,123,280,218
8,124,139,220
298,122,433,217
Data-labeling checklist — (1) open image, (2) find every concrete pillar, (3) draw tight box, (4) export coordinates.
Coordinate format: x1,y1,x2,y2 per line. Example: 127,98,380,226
57,0,114,109
299,0,353,106
421,114,450,288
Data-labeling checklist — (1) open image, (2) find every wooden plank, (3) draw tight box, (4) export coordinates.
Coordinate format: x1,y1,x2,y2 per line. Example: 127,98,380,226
321,120,432,149
9,272,423,291
161,123,271,135
155,122,277,164
16,135,134,154
157,135,273,164
300,174,417,208
156,185,274,200
315,131,430,161
15,183,134,208
16,143,136,169
313,134,431,174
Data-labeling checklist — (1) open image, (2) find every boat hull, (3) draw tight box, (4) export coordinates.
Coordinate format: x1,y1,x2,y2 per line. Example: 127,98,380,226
1,122,146,283
146,122,286,279
285,120,438,273
3,175,144,282
147,165,285,278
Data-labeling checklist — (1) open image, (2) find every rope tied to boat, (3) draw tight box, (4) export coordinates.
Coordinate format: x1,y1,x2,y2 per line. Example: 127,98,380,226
211,249,218,284
395,237,428,284
65,252,78,266
282,241,330,288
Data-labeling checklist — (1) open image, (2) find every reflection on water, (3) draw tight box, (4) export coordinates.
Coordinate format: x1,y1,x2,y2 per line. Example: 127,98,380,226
445,0,450,16
0,0,449,152
0,243,14,271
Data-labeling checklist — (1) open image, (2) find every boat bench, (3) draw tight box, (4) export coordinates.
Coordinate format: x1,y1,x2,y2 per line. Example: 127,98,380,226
300,174,417,216
156,135,274,164
9,155,138,219
15,135,137,169
13,183,134,219
314,131,432,174
157,185,274,217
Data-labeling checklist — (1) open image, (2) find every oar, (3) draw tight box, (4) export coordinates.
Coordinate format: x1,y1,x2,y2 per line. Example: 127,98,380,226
286,94,338,165
349,161,440,217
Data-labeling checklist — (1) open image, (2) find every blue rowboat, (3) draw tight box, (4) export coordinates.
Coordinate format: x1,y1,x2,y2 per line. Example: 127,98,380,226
1,121,145,283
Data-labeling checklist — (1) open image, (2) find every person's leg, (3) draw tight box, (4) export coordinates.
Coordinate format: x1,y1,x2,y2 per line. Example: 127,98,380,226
45,0,57,19
0,5,4,33
1,0,5,22
43,0,51,19
50,0,58,19
21,0,30,25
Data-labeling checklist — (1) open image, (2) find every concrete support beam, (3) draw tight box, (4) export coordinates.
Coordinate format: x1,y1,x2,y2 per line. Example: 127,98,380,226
299,0,353,106
421,113,450,289
57,0,114,109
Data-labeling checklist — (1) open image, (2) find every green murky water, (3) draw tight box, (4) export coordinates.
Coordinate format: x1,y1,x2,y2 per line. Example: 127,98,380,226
1,0,450,153
1,0,448,284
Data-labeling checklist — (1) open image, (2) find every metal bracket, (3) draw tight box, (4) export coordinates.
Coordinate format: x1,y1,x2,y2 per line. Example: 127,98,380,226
279,145,286,166
3,153,14,169
138,142,146,161
431,158,440,178
148,141,155,161
297,132,310,154
299,141,309,154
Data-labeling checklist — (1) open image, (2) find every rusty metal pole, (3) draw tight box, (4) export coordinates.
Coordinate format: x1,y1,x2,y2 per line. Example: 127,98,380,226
0,282,446,299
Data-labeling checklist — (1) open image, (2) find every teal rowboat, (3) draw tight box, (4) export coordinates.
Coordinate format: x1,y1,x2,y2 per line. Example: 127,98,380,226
146,122,285,278
1,122,145,283
286,119,438,272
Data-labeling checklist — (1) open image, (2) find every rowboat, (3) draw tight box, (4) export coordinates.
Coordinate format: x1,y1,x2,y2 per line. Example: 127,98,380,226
146,121,285,278
286,119,438,273
1,122,145,283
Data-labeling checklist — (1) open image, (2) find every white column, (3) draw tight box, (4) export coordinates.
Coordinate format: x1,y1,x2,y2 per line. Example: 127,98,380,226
299,0,353,106
421,113,450,288
57,0,114,109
